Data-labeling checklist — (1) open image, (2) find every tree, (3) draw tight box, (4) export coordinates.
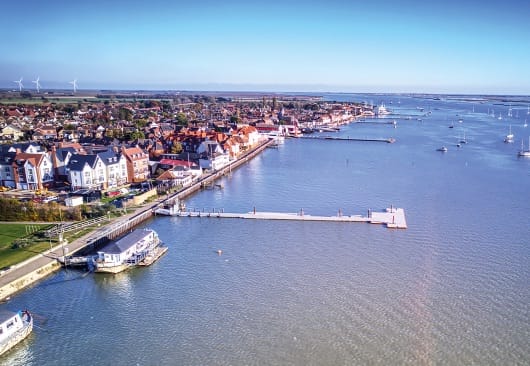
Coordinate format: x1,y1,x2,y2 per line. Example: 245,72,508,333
129,130,145,140
119,107,133,121
171,141,183,154
176,112,188,126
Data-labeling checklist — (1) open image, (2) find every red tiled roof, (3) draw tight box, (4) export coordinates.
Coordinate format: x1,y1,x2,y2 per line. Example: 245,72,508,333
159,159,197,167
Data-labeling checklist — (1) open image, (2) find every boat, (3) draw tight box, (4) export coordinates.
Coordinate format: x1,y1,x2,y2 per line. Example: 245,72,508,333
460,131,468,144
504,125,514,143
376,103,391,116
154,200,185,216
265,130,285,145
437,146,448,152
524,119,528,128
94,229,164,273
518,137,530,157
0,310,33,356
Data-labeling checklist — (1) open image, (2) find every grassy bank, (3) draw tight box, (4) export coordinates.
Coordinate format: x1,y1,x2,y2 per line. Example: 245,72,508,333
0,223,54,268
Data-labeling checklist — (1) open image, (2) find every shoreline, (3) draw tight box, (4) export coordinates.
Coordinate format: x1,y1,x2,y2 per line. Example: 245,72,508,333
0,138,274,301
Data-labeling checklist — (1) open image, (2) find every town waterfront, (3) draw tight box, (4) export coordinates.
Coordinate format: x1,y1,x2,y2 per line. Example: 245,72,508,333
2,94,529,365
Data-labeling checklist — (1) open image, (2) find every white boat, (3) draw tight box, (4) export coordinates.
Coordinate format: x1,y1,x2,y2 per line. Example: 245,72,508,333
518,137,530,157
0,310,33,356
524,119,528,128
437,146,448,152
504,125,514,143
95,229,164,273
154,200,185,216
376,103,391,116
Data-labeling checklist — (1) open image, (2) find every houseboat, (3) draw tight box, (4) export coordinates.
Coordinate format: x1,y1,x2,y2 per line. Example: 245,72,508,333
94,229,164,273
0,310,33,356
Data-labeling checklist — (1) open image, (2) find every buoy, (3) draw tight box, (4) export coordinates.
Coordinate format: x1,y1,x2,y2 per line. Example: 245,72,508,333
217,249,223,256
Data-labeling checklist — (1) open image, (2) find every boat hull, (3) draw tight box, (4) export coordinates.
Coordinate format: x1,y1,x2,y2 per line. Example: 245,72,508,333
94,263,131,274
0,318,32,356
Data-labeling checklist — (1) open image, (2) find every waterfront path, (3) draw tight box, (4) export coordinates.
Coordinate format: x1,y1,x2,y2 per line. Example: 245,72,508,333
174,207,407,229
0,138,273,300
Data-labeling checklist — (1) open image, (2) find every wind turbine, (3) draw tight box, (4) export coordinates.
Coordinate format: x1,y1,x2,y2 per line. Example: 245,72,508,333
13,77,23,92
69,79,78,93
32,76,42,93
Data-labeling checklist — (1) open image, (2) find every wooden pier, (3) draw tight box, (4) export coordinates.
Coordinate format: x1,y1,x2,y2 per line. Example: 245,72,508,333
172,207,407,229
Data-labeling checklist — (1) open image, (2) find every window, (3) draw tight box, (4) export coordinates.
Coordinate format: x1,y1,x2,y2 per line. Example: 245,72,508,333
6,321,14,329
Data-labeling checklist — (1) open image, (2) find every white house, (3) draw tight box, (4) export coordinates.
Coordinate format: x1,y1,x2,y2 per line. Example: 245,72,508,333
66,154,105,191
199,153,230,171
12,152,54,190
97,150,128,189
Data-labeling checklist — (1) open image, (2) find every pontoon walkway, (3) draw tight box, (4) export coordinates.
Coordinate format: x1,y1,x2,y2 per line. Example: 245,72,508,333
174,207,407,229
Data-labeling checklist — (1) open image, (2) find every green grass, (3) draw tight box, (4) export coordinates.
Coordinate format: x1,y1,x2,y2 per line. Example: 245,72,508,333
0,223,54,268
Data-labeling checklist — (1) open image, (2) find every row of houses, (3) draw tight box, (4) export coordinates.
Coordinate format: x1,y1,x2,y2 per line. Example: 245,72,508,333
0,142,149,191
0,125,263,192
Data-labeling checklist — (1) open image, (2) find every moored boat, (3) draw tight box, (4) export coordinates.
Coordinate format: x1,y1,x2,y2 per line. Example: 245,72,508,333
517,137,530,157
504,125,514,143
0,310,33,356
94,229,164,273
437,146,448,152
376,103,391,116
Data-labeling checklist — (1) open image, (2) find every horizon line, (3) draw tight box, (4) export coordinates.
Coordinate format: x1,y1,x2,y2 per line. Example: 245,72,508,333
1,87,530,98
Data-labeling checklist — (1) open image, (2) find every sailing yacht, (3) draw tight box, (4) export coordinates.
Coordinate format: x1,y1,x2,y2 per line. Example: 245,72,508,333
460,130,468,144
524,119,528,128
518,137,530,157
504,125,514,143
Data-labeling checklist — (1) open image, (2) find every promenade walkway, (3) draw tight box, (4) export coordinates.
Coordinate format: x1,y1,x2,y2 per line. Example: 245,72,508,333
0,138,273,300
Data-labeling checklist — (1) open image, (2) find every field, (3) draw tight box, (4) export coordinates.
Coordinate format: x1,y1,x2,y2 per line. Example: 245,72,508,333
0,223,54,268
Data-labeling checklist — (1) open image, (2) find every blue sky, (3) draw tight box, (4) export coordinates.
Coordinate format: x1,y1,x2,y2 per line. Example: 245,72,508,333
1,0,529,94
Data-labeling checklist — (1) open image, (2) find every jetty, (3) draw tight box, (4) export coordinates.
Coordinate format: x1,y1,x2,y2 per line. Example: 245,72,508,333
300,136,396,143
171,207,407,229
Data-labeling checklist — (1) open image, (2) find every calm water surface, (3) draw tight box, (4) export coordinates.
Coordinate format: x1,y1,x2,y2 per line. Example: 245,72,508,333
2,94,529,365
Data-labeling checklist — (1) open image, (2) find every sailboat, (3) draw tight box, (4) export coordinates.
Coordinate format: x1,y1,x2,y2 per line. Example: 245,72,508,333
518,137,530,157
504,125,514,143
459,130,468,144
524,119,528,128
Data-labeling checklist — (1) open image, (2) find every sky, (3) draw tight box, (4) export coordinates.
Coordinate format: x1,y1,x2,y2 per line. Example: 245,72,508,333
1,0,530,94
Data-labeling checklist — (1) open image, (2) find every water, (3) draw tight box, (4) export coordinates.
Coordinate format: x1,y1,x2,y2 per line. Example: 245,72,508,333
2,94,529,365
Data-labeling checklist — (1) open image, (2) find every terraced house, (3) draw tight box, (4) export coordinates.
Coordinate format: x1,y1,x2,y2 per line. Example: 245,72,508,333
66,149,127,191
12,152,54,190
121,146,150,183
